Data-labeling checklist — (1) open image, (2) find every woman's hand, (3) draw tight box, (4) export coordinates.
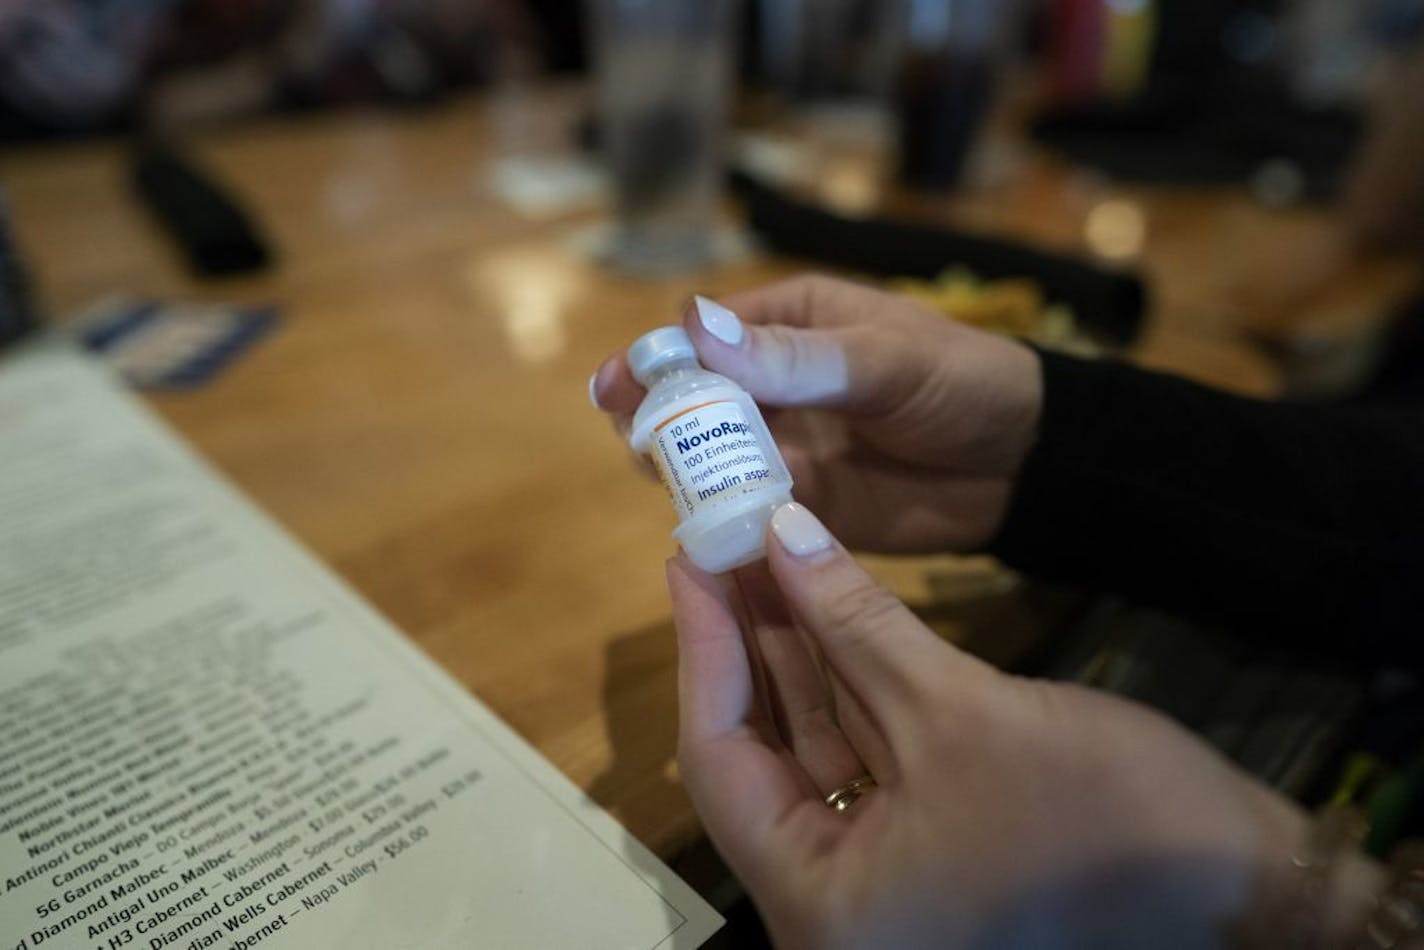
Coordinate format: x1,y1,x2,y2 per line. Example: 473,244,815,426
590,275,1042,552
669,501,1374,948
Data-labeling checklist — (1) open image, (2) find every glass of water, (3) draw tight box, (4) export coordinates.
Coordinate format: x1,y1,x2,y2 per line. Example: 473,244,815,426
587,0,737,276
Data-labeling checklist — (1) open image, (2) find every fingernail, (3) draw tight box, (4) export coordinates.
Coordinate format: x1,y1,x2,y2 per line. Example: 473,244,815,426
694,295,743,346
771,502,833,558
588,371,602,409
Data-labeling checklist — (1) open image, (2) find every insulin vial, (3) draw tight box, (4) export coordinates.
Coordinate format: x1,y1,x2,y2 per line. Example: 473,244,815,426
628,326,793,573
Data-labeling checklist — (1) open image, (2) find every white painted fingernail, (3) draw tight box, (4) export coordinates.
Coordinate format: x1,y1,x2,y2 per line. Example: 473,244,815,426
771,503,833,558
588,371,601,409
695,295,743,346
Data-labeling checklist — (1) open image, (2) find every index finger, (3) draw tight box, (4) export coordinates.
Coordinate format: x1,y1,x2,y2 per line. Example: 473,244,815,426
588,273,879,414
718,273,888,330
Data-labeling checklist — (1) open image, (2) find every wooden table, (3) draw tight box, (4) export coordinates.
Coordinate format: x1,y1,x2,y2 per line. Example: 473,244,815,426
0,89,1415,860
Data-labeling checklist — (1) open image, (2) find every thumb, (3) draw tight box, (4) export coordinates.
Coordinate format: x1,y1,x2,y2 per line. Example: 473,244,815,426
683,296,908,413
765,502,996,733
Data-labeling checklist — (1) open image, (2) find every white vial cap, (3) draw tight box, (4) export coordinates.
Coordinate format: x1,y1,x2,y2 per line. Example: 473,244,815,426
628,326,697,385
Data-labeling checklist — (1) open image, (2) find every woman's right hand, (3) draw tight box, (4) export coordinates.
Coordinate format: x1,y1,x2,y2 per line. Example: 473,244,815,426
589,275,1043,552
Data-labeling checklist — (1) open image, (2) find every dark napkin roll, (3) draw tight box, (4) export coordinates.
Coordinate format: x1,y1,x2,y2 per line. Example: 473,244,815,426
131,145,273,277
731,170,1148,345
1030,90,1360,198
0,195,39,350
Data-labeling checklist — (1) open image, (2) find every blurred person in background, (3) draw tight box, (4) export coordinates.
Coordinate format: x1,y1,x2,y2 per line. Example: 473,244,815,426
1332,40,1424,403
0,0,538,140
1339,41,1424,261
1244,38,1424,404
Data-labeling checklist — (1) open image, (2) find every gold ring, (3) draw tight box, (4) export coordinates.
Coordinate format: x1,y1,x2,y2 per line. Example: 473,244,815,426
824,774,877,812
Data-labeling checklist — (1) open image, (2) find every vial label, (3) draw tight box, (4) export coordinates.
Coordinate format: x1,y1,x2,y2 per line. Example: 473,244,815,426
651,400,776,519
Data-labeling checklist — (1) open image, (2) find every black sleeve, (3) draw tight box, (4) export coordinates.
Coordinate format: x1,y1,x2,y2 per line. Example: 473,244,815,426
988,350,1424,668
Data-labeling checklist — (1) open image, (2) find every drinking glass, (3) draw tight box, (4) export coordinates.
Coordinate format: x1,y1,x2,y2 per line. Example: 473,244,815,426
587,0,737,276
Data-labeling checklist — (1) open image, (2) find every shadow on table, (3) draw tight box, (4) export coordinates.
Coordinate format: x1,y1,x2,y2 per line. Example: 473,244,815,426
587,619,680,830
590,619,774,948
914,570,1088,671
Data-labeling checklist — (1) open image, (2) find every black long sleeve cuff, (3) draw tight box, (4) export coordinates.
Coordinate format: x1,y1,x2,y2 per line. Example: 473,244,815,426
989,350,1424,669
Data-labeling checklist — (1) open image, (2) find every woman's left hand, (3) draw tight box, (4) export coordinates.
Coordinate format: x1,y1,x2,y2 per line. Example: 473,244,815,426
669,502,1373,948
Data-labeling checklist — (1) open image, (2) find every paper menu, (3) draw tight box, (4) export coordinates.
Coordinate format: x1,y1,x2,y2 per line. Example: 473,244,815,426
0,342,721,950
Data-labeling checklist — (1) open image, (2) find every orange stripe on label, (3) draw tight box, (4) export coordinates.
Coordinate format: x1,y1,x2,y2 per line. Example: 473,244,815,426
654,400,733,433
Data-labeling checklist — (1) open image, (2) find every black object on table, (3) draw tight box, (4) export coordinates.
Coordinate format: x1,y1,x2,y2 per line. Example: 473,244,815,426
1031,92,1362,200
131,145,273,277
0,193,39,350
730,170,1149,346
1020,598,1362,802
